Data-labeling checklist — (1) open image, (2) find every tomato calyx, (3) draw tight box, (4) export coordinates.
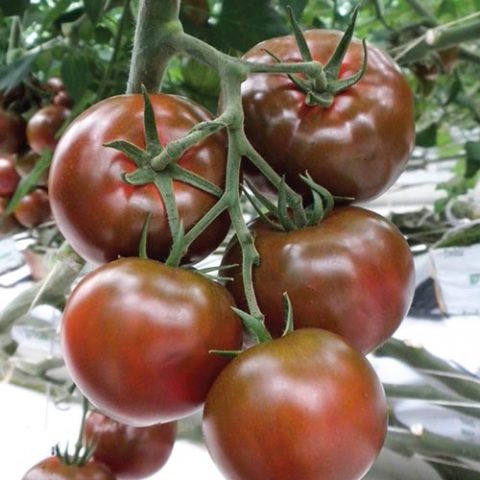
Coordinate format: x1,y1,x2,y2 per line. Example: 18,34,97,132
244,171,339,232
275,5,368,108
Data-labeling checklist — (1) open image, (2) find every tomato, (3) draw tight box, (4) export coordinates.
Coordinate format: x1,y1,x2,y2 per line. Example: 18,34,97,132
26,104,70,154
0,197,21,236
203,328,388,480
13,188,51,228
49,93,229,265
241,30,415,202
21,456,115,480
61,257,243,426
84,411,176,479
0,155,21,197
222,206,415,353
14,150,49,186
0,108,26,154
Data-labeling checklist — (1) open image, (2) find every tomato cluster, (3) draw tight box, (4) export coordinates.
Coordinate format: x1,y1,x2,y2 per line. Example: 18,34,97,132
21,18,415,480
0,77,72,236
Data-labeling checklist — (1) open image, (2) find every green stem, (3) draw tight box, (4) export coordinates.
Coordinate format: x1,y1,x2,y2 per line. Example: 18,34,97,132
126,0,182,93
6,16,23,63
97,0,132,100
395,16,480,64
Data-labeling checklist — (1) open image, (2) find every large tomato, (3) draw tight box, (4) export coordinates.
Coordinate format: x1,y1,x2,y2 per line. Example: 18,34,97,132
26,104,70,154
222,206,415,353
203,328,388,480
49,93,229,265
84,411,176,479
0,108,26,154
61,257,243,426
21,456,115,480
241,30,415,202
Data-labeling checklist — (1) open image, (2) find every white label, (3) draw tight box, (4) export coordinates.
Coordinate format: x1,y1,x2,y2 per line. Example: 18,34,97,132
430,244,480,315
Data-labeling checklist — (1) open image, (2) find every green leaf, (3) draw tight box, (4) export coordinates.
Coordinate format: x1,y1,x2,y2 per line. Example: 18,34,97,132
0,54,38,92
415,122,437,148
83,0,105,24
279,0,308,20
60,54,89,102
213,0,288,52
41,0,71,30
0,0,29,16
465,141,480,179
6,151,52,215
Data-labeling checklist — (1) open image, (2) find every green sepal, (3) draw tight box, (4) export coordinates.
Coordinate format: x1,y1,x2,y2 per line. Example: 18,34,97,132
286,5,313,62
331,39,368,95
138,212,152,259
323,4,360,82
300,172,334,222
104,140,147,167
231,307,272,343
277,176,296,231
209,349,243,358
242,185,284,231
141,85,163,155
122,167,156,185
168,164,223,197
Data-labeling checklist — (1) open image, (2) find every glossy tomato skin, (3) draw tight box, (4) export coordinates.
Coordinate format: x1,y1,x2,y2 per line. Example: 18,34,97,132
203,328,388,480
0,155,21,196
61,257,243,426
241,30,415,202
222,206,415,353
13,188,51,228
49,94,229,265
84,412,176,480
0,108,26,154
26,104,70,154
21,456,115,480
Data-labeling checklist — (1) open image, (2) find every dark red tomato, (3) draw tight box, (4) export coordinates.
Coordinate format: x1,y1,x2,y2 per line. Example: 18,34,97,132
49,93,229,265
0,155,21,196
203,328,388,480
222,206,415,353
241,30,415,202
53,90,74,109
84,411,176,479
14,150,49,186
46,76,65,93
13,188,51,228
26,104,70,154
61,257,243,426
0,108,26,154
0,197,21,235
22,456,115,480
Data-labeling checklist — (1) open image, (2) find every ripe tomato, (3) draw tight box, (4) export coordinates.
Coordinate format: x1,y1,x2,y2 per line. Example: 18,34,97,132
203,328,388,480
241,30,415,202
222,206,415,353
0,108,26,154
13,188,51,228
0,154,21,196
21,456,115,480
49,93,229,265
26,104,70,154
84,411,176,479
61,257,243,426
0,197,21,236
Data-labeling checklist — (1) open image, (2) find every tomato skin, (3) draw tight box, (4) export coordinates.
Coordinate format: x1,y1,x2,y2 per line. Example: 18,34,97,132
0,108,26,154
61,257,243,426
49,93,229,265
21,456,115,480
0,196,21,235
84,412,176,479
13,188,51,228
203,328,388,480
241,30,415,202
222,206,415,353
0,155,21,196
26,104,70,154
